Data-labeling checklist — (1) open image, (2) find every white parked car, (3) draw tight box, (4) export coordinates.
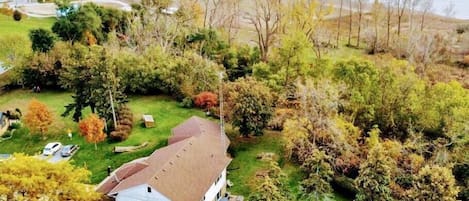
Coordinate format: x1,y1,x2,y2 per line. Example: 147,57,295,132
43,142,62,156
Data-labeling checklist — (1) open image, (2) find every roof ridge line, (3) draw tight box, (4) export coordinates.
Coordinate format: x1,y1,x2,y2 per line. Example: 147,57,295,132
145,137,197,184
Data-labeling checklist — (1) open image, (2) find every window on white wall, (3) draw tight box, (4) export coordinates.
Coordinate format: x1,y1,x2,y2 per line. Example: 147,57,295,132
215,173,222,185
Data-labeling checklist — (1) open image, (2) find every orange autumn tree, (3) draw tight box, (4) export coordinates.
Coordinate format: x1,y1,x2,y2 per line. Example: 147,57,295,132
78,114,106,150
24,99,54,137
194,91,218,112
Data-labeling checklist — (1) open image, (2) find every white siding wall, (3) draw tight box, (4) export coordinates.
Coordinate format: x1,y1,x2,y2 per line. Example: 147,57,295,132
115,184,171,201
203,169,227,201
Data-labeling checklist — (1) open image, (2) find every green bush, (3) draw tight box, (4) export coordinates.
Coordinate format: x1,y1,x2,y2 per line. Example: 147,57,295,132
331,175,358,198
395,174,413,189
180,97,193,108
456,24,469,34
13,10,21,21
2,130,11,138
9,122,21,130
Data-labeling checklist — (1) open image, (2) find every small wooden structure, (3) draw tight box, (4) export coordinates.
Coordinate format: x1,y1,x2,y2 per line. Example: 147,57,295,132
142,114,154,128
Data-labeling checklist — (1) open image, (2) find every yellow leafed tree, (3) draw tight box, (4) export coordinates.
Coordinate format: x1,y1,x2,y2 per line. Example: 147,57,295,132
79,114,106,150
24,99,54,136
0,153,101,201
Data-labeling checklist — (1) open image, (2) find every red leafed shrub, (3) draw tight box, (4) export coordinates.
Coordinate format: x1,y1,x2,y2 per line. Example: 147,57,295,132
194,92,218,110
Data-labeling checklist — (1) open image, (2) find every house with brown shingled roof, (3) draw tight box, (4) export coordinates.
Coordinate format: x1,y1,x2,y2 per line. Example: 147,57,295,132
96,116,232,201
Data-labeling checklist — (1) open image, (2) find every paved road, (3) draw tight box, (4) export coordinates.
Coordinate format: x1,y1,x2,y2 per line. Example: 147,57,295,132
8,0,132,17
37,147,75,163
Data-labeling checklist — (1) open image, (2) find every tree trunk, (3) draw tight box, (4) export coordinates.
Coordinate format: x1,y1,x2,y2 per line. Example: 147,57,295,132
373,0,379,53
397,0,408,38
420,11,426,31
348,0,353,46
203,0,209,28
94,142,97,150
397,15,402,37
336,0,344,48
356,0,362,48
386,4,391,48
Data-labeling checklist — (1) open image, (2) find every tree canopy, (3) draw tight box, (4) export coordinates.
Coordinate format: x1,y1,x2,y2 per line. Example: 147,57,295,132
24,99,54,136
29,28,55,53
0,154,100,201
225,77,273,137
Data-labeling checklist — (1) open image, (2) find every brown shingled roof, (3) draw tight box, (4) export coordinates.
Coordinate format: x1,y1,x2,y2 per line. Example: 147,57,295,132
96,158,148,194
97,116,231,201
170,116,230,149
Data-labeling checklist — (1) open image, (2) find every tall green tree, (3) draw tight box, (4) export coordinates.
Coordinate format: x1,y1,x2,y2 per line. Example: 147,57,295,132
374,59,424,139
52,3,127,45
332,58,379,127
299,149,334,200
225,77,273,137
412,165,459,201
248,160,288,201
419,81,469,145
248,176,286,201
29,28,55,53
60,44,126,122
222,45,260,81
355,144,395,201
273,31,314,88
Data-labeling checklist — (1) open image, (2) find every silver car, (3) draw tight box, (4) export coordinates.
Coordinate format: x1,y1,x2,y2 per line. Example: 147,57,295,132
61,144,79,157
43,142,62,156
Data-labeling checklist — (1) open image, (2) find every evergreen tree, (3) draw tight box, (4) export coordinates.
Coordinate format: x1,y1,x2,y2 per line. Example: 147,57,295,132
61,44,126,122
355,144,394,201
248,160,288,201
412,165,459,201
29,28,55,53
299,149,334,200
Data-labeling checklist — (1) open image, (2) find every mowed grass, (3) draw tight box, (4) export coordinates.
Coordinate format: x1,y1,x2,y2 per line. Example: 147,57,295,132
0,90,350,199
227,131,350,201
0,89,204,183
0,14,55,60
0,14,55,37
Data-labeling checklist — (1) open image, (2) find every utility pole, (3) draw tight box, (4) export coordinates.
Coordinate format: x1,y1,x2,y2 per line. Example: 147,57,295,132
109,90,117,129
218,72,226,153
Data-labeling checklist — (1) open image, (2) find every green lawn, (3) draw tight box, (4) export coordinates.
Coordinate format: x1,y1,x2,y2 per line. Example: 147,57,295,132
0,14,55,37
227,131,351,200
0,14,55,60
0,90,351,199
0,89,204,183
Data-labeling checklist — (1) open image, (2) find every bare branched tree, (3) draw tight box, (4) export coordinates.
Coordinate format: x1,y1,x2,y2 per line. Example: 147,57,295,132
245,0,282,61
419,0,433,31
408,0,421,32
395,0,409,38
202,0,241,44
347,0,353,46
407,32,453,77
443,0,456,18
385,0,393,48
356,0,363,47
336,0,344,48
127,0,200,52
